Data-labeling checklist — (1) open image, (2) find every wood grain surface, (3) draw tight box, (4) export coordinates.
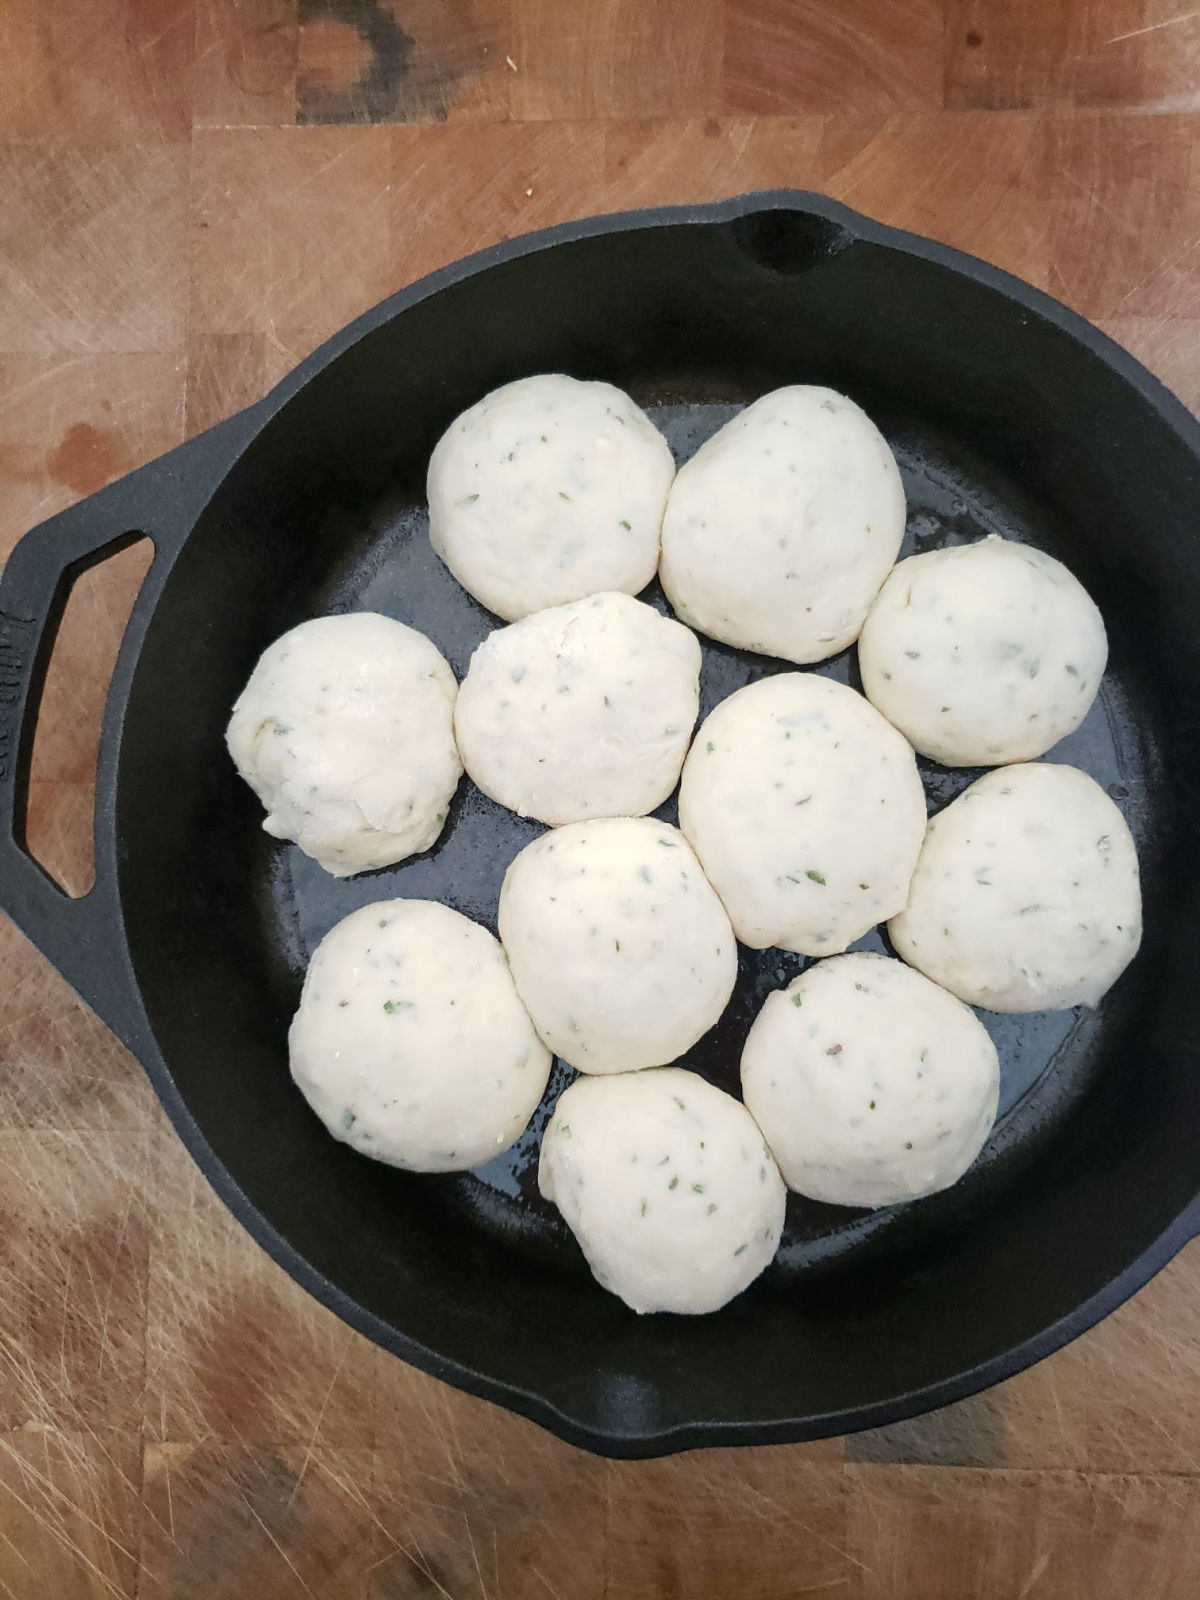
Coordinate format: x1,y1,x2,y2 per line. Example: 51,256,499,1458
2,3,1200,1595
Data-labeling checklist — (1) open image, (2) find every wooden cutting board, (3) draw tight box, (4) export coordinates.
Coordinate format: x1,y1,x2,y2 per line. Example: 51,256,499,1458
2,2,1200,1595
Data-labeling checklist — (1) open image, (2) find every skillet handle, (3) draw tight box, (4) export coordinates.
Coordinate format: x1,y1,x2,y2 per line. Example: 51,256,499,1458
0,409,261,1051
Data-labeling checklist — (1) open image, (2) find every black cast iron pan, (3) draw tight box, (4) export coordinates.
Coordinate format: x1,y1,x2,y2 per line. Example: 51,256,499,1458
2,192,1199,1458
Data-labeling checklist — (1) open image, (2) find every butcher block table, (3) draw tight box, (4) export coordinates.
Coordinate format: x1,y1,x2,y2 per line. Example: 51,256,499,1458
3,2,1200,1595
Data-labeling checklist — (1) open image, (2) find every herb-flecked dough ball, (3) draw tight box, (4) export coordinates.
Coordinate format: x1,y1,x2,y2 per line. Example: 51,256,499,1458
454,592,700,825
659,386,906,664
890,764,1142,1012
678,673,926,956
498,818,737,1074
539,1068,787,1314
859,536,1107,766
427,374,675,621
289,899,551,1172
741,952,999,1208
226,613,462,877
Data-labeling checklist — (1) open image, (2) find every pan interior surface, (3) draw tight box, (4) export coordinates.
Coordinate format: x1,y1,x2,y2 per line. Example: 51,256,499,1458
116,211,1200,1451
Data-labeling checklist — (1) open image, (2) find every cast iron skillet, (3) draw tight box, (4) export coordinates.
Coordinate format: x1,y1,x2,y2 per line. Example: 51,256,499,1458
1,192,1199,1459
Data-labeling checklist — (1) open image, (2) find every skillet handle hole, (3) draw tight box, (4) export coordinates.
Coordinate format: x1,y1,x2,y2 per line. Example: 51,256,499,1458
23,536,154,897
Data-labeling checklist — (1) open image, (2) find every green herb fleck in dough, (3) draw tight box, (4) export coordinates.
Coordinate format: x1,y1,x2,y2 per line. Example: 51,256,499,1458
603,694,611,707
510,664,527,683
869,1099,876,1110
640,1200,647,1217
707,1203,718,1215
272,722,291,736
791,993,803,1008
382,1000,413,1014
342,1109,357,1131
465,493,480,503
806,869,826,885
619,519,632,530
1065,663,1079,676
795,794,812,806
692,1183,705,1194
673,1096,686,1111
904,650,920,659
734,1243,748,1257
558,490,572,501
941,706,950,714
668,1175,679,1190
1097,834,1111,852
638,864,653,884
614,939,621,953
882,671,892,680
338,999,350,1008
706,741,715,754
378,918,389,928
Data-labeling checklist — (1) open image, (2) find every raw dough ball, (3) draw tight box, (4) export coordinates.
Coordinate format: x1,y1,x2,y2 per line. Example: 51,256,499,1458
660,386,906,664
226,613,462,877
289,899,551,1172
454,591,701,826
859,536,1108,765
498,818,737,1073
427,374,675,621
678,673,926,956
890,764,1142,1012
539,1068,787,1314
741,953,999,1208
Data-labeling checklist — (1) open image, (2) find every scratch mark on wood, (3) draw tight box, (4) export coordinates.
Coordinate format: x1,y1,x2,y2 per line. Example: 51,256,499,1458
1107,9,1200,44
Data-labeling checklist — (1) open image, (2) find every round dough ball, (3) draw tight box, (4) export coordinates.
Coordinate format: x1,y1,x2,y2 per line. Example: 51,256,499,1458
454,592,701,826
498,818,737,1074
539,1068,787,1314
226,613,462,877
859,536,1108,765
427,374,675,621
741,953,999,1208
678,673,926,956
660,386,906,664
289,899,551,1172
890,764,1142,1012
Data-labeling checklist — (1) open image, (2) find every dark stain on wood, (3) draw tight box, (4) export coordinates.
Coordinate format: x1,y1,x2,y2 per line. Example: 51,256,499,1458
46,423,132,497
297,0,453,124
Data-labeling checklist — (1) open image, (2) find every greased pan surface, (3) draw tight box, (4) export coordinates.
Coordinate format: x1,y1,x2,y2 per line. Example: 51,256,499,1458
1,193,1198,1457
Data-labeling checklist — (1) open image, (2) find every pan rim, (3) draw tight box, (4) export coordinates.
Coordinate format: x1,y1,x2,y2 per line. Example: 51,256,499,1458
118,190,1200,1456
